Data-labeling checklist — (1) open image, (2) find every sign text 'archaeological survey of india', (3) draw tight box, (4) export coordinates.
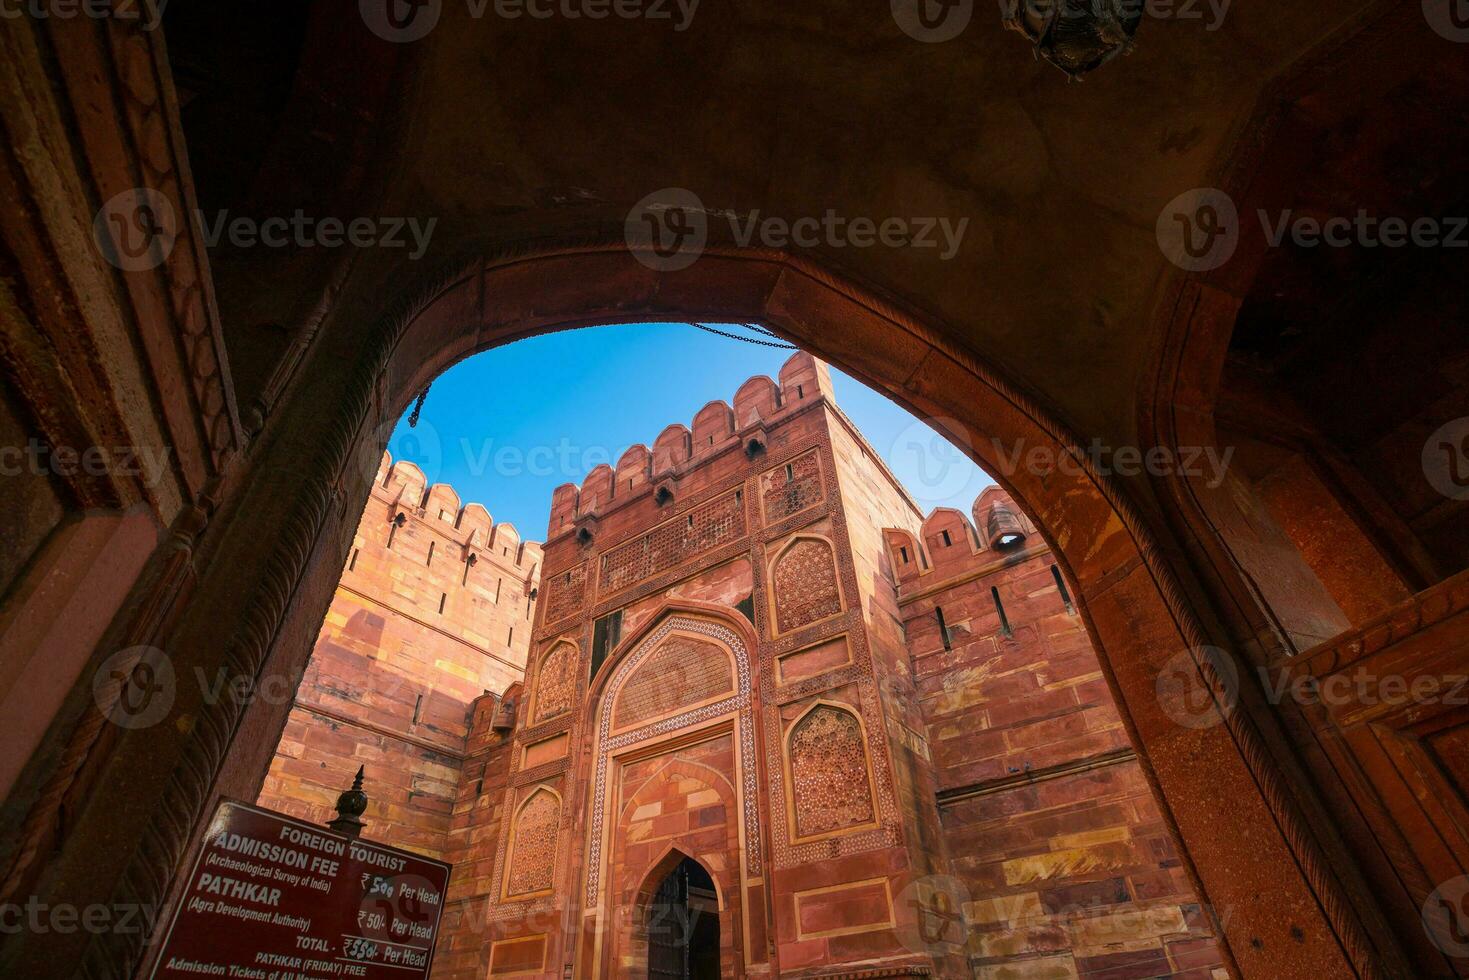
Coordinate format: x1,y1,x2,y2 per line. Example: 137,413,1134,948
151,800,450,980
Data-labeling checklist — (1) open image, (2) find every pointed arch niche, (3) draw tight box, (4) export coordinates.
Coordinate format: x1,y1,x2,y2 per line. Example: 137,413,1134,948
767,533,844,637
782,700,879,843
530,638,578,724
502,785,562,900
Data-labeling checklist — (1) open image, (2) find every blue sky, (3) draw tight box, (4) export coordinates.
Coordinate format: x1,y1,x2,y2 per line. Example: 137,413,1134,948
385,322,992,538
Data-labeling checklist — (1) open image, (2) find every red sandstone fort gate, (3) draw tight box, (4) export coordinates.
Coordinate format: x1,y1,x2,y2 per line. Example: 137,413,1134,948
1,5,1466,979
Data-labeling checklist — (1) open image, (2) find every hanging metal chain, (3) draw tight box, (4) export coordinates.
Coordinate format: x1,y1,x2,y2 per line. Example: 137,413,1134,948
408,384,430,428
686,322,797,350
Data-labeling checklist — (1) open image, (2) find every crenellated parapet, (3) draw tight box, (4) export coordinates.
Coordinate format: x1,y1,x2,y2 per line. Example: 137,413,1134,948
884,485,1042,589
376,451,543,577
547,351,835,538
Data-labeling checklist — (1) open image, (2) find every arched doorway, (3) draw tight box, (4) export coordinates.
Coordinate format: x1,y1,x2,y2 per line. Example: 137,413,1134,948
645,858,719,980
0,248,1388,978
3,8,1452,979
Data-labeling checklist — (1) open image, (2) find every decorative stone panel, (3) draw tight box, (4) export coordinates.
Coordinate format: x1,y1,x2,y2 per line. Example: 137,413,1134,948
505,788,560,897
772,537,843,634
543,563,588,625
612,634,734,732
588,615,759,904
762,449,823,523
599,490,746,593
787,704,875,839
532,641,577,723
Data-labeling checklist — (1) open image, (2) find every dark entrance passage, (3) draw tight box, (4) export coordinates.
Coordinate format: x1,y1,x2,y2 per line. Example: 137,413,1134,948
646,858,719,979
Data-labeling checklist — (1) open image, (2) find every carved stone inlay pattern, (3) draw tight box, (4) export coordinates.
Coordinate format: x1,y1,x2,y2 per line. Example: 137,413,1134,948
543,563,588,625
506,789,559,897
599,491,746,593
788,705,875,838
773,538,842,634
612,635,733,731
762,450,822,523
533,641,577,723
587,616,758,904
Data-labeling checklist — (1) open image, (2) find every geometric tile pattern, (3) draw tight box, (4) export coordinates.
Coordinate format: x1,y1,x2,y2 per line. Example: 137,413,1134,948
543,563,588,625
505,788,559,897
599,490,746,594
772,537,842,634
532,641,577,723
788,704,874,839
612,634,733,731
762,450,822,523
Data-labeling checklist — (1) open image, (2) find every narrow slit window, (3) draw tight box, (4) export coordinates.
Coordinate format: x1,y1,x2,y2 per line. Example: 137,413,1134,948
495,578,502,604
590,609,624,681
412,694,423,724
426,540,435,566
796,384,804,398
991,587,1012,637
785,463,795,483
348,548,359,572
508,626,514,646
935,606,952,651
941,529,952,547
438,592,447,614
899,545,909,564
1051,565,1075,614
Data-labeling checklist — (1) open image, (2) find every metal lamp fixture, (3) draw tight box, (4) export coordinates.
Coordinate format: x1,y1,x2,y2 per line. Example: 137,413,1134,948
1003,0,1142,79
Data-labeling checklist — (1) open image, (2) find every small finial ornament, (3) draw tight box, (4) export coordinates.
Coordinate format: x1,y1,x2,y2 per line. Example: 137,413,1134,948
327,766,369,838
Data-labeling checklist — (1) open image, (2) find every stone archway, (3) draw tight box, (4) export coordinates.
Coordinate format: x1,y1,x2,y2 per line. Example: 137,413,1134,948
10,244,1383,979
630,849,724,980
581,605,757,979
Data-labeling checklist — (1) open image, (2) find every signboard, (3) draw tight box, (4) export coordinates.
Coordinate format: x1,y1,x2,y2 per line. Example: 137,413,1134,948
150,799,451,980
